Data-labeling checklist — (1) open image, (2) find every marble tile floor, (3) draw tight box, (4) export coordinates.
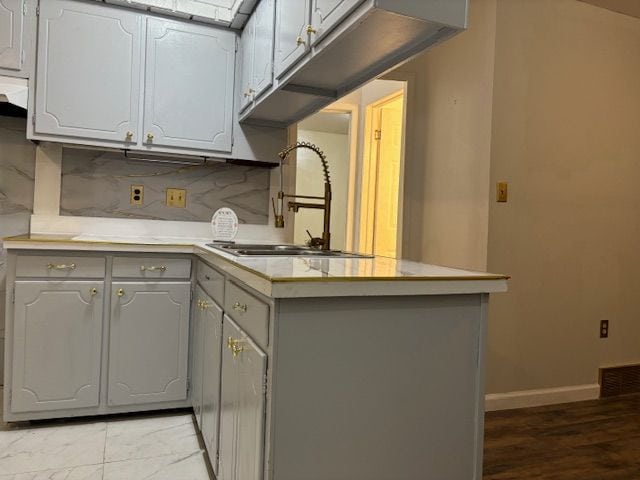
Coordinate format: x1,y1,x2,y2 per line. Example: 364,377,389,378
0,388,213,480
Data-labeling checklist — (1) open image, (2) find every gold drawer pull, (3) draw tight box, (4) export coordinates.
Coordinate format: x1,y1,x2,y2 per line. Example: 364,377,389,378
140,265,167,272
147,133,154,141
233,302,248,313
306,25,317,35
199,300,210,310
116,288,125,297
47,263,76,270
90,288,98,296
296,36,306,46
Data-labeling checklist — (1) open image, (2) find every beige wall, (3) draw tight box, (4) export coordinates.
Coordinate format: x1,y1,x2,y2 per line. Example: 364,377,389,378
390,0,497,271
487,0,640,393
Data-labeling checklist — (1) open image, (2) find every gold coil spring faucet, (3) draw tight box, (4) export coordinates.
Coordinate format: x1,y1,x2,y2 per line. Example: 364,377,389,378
272,142,332,250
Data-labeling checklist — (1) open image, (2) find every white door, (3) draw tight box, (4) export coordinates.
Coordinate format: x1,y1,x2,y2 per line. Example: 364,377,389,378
219,316,267,480
252,0,275,99
11,281,103,413
310,0,363,44
0,0,24,71
274,0,311,79
238,12,255,112
201,296,223,475
108,282,191,406
35,0,142,144
192,286,206,429
143,18,235,153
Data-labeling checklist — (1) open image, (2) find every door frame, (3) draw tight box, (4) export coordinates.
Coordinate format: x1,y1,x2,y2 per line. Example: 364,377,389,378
319,102,360,252
358,89,407,258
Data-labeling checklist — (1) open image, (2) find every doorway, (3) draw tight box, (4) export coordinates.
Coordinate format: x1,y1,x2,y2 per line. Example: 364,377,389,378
359,90,405,258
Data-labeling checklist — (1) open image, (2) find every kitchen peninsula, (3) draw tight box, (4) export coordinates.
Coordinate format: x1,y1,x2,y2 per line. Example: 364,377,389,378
3,235,507,480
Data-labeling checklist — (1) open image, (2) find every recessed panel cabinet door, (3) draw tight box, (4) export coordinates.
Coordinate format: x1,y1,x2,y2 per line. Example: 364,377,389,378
35,0,142,143
201,296,223,476
108,282,190,406
192,286,206,429
143,18,235,152
219,316,266,480
11,281,104,413
238,13,255,112
252,0,275,99
274,0,311,79
310,0,363,44
0,0,24,71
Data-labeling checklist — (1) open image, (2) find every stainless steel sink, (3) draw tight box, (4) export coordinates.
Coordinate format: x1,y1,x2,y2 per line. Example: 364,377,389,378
207,243,373,258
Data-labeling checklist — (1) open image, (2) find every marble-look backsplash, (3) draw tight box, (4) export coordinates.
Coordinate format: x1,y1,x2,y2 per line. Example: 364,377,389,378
0,117,36,380
61,149,271,224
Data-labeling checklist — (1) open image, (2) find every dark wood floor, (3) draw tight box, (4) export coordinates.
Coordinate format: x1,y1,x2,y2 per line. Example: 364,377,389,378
483,393,640,479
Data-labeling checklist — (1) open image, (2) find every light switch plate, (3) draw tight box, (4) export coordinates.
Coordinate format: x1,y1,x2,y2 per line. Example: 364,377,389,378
166,188,187,208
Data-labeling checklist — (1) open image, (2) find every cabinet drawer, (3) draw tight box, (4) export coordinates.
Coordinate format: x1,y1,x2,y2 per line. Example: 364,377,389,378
224,281,269,348
113,257,191,279
197,261,224,305
16,256,105,278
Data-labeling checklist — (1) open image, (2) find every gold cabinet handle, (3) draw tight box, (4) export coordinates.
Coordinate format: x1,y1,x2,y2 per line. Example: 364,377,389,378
306,25,317,35
140,265,166,272
233,302,248,313
90,287,98,296
227,337,244,357
125,131,133,140
296,36,306,46
116,288,125,297
197,300,203,309
244,88,256,98
147,133,154,141
47,263,76,270
201,300,210,310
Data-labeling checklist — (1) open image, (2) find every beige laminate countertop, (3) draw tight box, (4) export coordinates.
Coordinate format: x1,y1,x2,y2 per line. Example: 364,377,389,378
3,234,509,298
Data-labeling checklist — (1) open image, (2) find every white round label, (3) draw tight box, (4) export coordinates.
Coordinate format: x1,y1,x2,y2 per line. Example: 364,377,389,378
211,208,239,241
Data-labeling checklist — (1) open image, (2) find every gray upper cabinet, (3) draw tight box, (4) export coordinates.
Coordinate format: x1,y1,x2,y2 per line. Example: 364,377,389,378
143,18,235,153
274,0,311,79
11,281,104,413
108,282,191,406
310,0,363,45
35,0,142,144
219,316,267,480
238,12,255,112
239,0,274,112
251,0,275,99
0,0,24,71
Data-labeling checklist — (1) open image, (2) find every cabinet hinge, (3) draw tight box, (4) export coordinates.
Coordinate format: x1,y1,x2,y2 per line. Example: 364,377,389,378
21,50,25,66
11,288,15,305
374,129,382,141
36,3,40,16
190,289,193,301
263,373,268,395
186,378,191,394
22,0,27,15
31,115,36,126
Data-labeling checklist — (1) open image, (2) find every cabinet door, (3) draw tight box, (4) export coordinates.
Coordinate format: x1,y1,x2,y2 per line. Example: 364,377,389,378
252,0,275,100
219,316,267,480
143,18,235,153
11,281,103,413
238,13,255,113
310,0,363,44
274,0,311,79
0,0,23,71
35,0,142,144
201,296,223,475
192,286,206,429
108,282,190,406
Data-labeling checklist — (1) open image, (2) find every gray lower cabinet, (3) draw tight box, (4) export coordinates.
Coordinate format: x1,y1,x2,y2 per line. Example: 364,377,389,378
10,281,104,413
192,287,205,428
0,0,24,72
108,281,191,406
201,295,223,475
219,315,267,480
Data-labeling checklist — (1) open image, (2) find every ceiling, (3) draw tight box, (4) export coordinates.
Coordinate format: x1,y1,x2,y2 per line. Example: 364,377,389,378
578,0,640,19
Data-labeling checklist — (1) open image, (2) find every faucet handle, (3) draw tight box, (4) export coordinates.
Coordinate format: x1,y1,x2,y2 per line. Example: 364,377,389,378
306,230,324,249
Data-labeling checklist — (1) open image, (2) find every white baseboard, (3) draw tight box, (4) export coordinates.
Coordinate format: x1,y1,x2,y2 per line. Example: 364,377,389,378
485,384,600,412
